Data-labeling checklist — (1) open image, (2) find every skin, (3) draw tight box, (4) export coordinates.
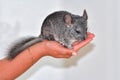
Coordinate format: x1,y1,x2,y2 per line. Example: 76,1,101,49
0,32,94,80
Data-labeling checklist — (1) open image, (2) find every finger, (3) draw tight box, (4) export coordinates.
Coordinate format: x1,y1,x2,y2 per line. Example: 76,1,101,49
72,51,77,56
87,32,95,38
59,50,73,58
58,54,72,58
58,48,73,58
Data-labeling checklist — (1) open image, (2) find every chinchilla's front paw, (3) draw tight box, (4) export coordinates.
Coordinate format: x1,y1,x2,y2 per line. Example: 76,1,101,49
60,41,72,49
66,44,73,49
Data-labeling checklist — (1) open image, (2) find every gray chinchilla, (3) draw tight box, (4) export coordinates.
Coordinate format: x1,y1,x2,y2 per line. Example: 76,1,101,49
7,10,88,59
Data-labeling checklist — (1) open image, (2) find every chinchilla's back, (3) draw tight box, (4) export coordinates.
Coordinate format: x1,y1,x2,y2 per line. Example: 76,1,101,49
40,11,71,40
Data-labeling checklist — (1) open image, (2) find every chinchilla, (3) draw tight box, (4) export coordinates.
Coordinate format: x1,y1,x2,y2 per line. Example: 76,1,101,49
7,10,88,59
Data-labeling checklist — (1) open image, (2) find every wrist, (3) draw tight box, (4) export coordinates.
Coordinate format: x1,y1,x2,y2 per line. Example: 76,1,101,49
29,41,48,58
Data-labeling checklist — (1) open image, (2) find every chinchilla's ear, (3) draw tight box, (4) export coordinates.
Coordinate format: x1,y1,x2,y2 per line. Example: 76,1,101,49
83,9,88,20
63,14,73,25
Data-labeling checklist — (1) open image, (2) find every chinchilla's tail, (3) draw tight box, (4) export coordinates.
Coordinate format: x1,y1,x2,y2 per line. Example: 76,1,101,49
7,36,43,60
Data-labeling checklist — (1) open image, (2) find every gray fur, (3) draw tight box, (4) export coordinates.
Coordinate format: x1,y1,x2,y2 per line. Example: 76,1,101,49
7,10,88,59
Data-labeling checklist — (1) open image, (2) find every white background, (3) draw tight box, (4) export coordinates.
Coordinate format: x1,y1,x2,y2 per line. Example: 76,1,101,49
0,0,119,80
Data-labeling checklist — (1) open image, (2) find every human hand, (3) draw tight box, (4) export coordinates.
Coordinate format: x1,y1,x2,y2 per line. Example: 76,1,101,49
43,32,95,58
43,41,73,58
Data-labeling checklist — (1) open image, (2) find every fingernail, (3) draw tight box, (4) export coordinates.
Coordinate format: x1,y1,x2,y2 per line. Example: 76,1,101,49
72,52,77,56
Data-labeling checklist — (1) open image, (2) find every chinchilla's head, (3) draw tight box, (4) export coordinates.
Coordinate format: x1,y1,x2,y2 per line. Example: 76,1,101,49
64,10,88,42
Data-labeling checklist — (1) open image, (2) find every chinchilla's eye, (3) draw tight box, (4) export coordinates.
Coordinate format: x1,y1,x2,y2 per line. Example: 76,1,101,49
81,20,86,24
